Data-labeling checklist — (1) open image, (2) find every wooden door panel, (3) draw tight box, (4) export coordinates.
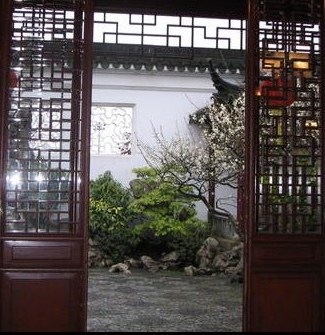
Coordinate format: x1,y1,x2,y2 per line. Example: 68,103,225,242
244,0,325,331
250,271,321,332
1,271,83,332
0,0,93,331
251,241,322,265
2,240,83,268
245,239,324,331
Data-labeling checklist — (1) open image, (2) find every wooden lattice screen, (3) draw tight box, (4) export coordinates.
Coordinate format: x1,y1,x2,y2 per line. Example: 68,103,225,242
5,1,86,234
244,0,325,331
253,0,322,234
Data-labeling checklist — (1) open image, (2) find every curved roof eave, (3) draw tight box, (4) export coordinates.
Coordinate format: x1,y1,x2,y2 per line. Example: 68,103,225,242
93,43,246,75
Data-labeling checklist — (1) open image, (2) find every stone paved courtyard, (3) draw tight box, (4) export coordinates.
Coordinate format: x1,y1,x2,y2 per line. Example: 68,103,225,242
87,268,243,332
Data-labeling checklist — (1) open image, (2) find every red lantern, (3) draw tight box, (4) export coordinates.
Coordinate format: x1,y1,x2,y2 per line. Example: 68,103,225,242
259,77,295,107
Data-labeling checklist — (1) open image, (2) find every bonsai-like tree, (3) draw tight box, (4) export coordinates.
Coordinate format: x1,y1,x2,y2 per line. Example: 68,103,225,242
136,90,246,219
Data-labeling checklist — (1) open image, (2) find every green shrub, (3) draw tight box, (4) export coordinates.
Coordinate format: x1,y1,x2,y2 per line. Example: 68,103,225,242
129,167,210,263
89,169,210,266
90,170,133,208
133,216,209,265
89,171,137,263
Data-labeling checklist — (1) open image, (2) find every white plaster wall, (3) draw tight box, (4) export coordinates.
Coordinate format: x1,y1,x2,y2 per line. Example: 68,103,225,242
90,67,238,220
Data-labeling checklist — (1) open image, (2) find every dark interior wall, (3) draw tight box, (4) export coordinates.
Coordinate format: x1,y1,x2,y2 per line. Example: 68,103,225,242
94,0,247,19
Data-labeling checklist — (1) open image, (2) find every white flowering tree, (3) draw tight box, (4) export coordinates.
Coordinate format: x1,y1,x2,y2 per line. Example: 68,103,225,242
136,90,246,218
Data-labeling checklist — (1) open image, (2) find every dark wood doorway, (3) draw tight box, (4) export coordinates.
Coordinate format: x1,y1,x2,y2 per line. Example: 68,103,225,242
0,0,93,331
1,0,325,332
244,0,325,331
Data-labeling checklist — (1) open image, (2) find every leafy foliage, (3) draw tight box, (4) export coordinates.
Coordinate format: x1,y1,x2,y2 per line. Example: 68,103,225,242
89,169,209,265
129,167,209,262
89,171,137,262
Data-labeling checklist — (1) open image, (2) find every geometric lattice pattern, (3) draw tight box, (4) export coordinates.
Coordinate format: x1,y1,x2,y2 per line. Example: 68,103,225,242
256,0,322,233
94,12,246,50
5,1,82,233
91,106,132,155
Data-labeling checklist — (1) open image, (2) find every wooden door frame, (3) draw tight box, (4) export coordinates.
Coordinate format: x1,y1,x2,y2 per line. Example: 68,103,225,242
2,0,324,332
0,0,94,331
244,0,325,331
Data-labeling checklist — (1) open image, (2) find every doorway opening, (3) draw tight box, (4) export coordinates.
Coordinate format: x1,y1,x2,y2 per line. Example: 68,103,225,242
2,1,325,332
1,1,246,332
87,9,246,332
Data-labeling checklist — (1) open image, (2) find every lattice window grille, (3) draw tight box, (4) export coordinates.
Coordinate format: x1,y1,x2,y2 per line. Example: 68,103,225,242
5,2,82,234
255,13,322,234
91,105,133,156
93,13,246,50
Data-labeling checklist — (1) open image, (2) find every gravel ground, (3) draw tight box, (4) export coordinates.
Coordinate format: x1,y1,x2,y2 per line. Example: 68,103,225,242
87,268,243,332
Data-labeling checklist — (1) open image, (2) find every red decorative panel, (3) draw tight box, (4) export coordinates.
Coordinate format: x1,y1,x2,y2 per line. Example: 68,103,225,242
244,0,325,332
0,0,93,332
249,272,321,332
2,240,83,268
251,242,320,264
0,271,84,332
252,0,323,235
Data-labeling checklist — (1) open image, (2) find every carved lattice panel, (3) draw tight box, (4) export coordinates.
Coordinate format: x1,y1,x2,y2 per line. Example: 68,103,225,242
5,1,84,233
255,0,322,234
93,12,246,50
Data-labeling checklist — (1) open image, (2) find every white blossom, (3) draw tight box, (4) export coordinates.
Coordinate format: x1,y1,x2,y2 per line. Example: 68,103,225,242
136,91,246,214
